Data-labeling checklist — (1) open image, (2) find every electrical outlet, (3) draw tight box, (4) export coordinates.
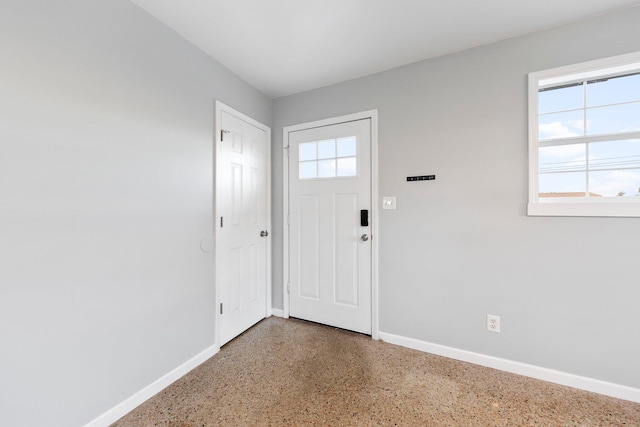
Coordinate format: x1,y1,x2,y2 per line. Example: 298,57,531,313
487,314,500,333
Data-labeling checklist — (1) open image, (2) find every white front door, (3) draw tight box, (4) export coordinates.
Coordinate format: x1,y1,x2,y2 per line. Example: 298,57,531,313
288,118,372,334
216,104,269,346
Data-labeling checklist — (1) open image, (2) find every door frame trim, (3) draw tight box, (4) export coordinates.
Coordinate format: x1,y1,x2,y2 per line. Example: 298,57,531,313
282,110,379,340
214,101,272,348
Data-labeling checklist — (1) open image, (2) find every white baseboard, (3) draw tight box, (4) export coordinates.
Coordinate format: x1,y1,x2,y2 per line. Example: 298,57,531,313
378,331,640,404
271,308,285,318
84,344,219,427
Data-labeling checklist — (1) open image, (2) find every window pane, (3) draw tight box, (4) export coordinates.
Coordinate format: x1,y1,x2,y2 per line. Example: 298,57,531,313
299,161,317,179
586,102,640,135
587,73,640,107
538,110,584,140
337,137,357,157
300,142,316,161
539,144,586,174
539,84,583,114
589,169,640,197
538,172,586,197
337,157,357,177
317,140,335,159
588,139,640,171
317,159,336,178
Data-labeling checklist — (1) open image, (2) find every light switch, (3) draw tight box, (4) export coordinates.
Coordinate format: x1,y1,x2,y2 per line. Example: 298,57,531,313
383,197,396,210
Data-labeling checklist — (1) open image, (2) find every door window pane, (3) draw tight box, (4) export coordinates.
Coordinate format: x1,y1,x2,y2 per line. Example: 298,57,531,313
317,140,336,159
300,142,317,161
317,159,336,178
300,161,317,179
337,137,357,157
337,157,357,177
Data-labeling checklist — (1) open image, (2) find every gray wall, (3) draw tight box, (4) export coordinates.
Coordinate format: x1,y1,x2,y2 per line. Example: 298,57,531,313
2,1,639,425
273,7,640,389
0,1,271,426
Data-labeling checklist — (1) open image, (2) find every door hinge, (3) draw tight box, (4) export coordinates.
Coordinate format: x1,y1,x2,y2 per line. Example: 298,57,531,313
220,303,223,315
220,216,224,228
221,129,230,141
287,214,290,225
287,282,290,294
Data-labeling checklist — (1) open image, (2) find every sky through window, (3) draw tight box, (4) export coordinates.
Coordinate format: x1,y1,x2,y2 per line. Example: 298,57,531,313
537,72,640,197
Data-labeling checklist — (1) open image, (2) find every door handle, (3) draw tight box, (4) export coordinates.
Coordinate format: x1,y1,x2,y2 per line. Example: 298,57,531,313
360,234,369,242
260,230,269,237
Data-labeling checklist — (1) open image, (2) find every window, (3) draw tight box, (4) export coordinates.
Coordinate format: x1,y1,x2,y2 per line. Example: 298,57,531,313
299,137,357,179
528,52,640,217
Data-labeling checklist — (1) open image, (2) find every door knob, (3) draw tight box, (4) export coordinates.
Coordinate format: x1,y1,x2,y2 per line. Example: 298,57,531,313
360,234,369,241
260,230,269,237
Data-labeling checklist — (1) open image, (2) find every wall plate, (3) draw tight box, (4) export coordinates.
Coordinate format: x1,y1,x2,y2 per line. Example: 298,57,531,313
383,197,396,210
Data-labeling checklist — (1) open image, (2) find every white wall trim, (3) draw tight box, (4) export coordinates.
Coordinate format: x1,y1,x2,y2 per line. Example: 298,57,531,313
369,111,379,341
282,110,379,338
281,126,290,319
271,308,285,318
84,345,219,427
378,331,640,404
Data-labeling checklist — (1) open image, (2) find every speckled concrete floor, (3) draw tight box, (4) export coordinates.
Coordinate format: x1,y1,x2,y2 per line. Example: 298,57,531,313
112,317,640,426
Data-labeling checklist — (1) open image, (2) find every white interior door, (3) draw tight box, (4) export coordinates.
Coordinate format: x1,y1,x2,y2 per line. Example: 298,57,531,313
288,118,372,334
216,105,269,346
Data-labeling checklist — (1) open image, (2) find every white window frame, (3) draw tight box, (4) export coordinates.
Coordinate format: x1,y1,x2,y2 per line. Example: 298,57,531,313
528,51,640,217
298,137,358,180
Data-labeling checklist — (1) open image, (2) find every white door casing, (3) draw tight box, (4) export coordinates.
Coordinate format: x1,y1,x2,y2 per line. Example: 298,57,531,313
283,111,379,337
215,102,271,347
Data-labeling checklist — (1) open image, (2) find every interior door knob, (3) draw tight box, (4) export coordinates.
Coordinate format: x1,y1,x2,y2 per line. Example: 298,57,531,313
260,230,269,237
360,234,369,241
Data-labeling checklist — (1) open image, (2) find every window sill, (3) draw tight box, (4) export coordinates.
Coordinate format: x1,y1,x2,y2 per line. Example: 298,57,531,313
528,201,640,217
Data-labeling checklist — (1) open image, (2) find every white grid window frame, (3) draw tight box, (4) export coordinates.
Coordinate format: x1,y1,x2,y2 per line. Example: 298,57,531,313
298,137,357,180
528,51,640,217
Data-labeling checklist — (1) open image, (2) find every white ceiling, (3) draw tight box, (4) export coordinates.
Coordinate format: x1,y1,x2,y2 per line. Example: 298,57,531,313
130,0,640,98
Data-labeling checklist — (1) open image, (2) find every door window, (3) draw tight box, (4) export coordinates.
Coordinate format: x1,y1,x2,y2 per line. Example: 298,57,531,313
299,137,357,179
